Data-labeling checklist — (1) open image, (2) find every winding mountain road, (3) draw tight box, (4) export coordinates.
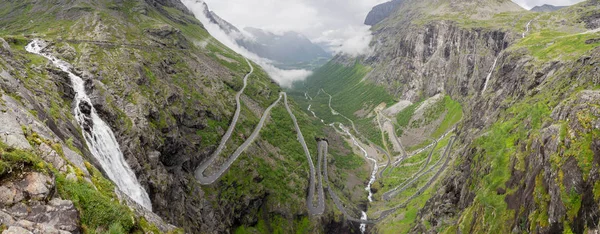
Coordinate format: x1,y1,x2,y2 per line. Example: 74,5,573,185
319,135,456,224
193,60,326,215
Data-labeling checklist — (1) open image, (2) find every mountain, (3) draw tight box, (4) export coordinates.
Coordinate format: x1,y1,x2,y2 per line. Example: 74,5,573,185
292,0,600,233
0,0,368,233
204,6,330,70
239,27,331,69
530,4,567,12
364,0,404,26
1,0,600,233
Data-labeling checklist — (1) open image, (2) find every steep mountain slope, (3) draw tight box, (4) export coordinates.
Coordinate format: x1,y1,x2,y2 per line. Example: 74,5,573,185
364,0,404,26
292,0,600,233
0,0,370,233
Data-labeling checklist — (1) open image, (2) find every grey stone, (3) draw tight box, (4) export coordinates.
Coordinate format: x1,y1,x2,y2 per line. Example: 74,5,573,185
61,146,89,177
25,199,79,233
19,173,52,200
2,226,32,234
0,100,32,150
0,38,11,56
38,143,66,173
0,184,23,206
8,203,28,218
0,210,15,226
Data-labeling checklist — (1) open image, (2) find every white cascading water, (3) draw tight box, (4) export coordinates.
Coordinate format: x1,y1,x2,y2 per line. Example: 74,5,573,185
360,211,368,233
340,123,378,233
522,20,532,38
26,39,153,211
481,56,499,95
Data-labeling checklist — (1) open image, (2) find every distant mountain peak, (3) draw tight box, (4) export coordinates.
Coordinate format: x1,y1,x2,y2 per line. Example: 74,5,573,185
530,4,566,12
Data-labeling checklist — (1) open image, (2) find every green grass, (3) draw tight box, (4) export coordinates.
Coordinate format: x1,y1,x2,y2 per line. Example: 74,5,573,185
57,175,136,233
432,96,463,138
293,61,395,118
0,142,47,178
455,97,552,233
290,61,395,145
396,101,421,128
514,30,600,62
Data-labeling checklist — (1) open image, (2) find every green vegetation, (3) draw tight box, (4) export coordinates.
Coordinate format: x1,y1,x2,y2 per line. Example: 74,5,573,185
397,101,421,128
0,141,47,178
432,96,463,138
293,61,395,118
376,134,454,233
56,174,136,233
453,94,553,233
514,30,600,62
234,214,312,234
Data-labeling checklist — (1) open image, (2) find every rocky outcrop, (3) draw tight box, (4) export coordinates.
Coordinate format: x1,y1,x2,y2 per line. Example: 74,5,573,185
364,0,404,26
0,172,81,234
365,20,514,102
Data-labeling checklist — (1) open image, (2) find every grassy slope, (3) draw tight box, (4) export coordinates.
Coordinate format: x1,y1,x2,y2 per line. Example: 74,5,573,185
0,0,347,233
290,61,396,146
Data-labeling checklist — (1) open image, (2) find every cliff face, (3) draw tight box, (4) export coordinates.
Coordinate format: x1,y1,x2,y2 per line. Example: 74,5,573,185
0,0,359,233
364,0,404,26
361,0,600,232
292,0,600,232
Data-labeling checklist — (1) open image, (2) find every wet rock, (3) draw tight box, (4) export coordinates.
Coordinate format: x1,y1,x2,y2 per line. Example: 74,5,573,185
78,101,92,116
46,68,75,100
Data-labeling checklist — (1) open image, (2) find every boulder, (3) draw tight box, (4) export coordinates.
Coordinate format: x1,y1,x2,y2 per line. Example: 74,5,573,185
2,226,32,234
19,173,53,201
0,184,23,206
38,143,67,173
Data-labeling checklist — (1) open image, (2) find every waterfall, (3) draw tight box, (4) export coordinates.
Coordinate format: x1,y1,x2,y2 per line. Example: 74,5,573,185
340,124,378,233
481,56,498,95
522,20,532,38
26,39,152,211
360,211,368,233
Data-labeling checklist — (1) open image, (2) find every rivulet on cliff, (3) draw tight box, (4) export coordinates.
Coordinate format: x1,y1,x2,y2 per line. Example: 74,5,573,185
1,0,599,233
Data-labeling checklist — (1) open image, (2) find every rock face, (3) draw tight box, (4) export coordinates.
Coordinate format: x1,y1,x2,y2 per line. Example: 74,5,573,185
0,0,321,233
365,20,513,102
0,172,80,234
336,0,600,232
364,0,404,26
530,4,566,12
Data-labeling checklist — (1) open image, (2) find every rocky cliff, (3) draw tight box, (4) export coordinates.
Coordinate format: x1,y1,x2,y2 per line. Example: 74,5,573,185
364,0,404,26
293,0,600,233
367,0,600,233
0,0,367,233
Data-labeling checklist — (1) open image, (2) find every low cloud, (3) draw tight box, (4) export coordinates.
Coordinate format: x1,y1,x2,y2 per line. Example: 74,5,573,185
316,25,374,56
511,0,586,9
182,0,312,87
202,0,387,57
